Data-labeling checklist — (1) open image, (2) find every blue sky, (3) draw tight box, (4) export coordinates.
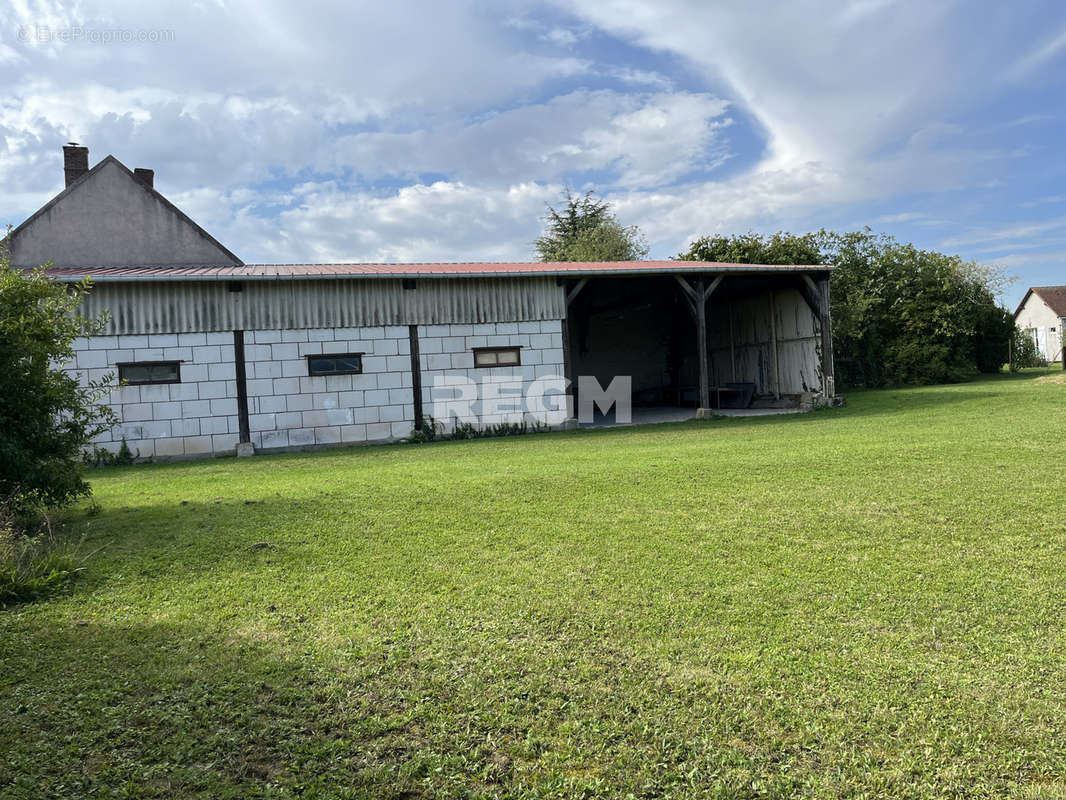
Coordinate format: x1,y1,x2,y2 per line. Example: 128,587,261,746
2,0,1065,308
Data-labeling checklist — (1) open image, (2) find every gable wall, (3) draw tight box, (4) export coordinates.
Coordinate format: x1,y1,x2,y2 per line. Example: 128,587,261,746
10,160,239,268
1016,293,1064,361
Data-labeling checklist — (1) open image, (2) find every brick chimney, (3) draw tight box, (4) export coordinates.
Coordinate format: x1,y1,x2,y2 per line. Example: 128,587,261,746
63,143,89,187
133,168,154,189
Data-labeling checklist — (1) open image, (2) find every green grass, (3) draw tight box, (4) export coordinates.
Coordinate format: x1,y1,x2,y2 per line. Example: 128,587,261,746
2,372,1065,798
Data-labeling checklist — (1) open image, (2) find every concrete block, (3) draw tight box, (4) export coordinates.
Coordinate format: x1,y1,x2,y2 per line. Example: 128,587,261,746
181,363,209,383
210,398,236,415
540,320,560,333
261,430,290,449
351,374,378,391
352,406,379,424
181,401,212,420
205,331,233,345
302,410,329,428
273,377,301,395
236,441,255,457
249,413,276,432
184,435,214,455
451,352,474,369
373,337,399,356
169,383,199,401
173,418,201,437
441,336,465,353
389,387,414,405
251,360,282,380
200,416,230,435
471,323,497,335
420,336,443,354
282,360,306,378
246,344,272,361
276,411,303,429
208,363,236,381
391,421,413,438
315,426,341,444
288,428,315,446
133,348,165,362
259,394,287,414
377,372,401,390
518,321,541,334
300,376,327,394
252,330,281,344
338,390,364,407
247,378,273,396
312,392,339,410
379,405,404,423
367,422,392,440
385,325,408,338
340,424,368,442
177,333,207,347
112,385,140,404
308,328,335,342
287,393,313,412
152,401,182,419
88,336,119,350
422,324,450,337
122,403,153,422
363,356,388,373
427,353,451,371
281,329,309,342
530,333,553,350
326,408,354,426
212,433,239,452
137,384,169,403
118,335,149,348
466,335,487,348
77,350,108,369
324,375,353,392
544,348,565,366
496,322,518,335
198,381,228,400
148,334,178,348
193,345,222,363
298,341,324,356
360,327,385,339
364,389,389,406
128,439,156,459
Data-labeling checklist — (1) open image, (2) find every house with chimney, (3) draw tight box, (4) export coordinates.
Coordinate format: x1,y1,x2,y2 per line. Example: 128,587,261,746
4,144,838,460
1014,286,1066,364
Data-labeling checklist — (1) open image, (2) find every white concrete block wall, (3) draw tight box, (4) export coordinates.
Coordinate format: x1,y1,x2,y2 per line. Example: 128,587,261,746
68,331,240,459
243,326,415,450
419,320,567,429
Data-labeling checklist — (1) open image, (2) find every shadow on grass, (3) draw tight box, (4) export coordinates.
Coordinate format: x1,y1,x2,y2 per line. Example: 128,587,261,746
0,617,426,799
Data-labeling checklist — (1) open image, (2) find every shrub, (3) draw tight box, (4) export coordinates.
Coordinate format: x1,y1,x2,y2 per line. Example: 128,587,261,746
0,253,116,512
1011,328,1047,369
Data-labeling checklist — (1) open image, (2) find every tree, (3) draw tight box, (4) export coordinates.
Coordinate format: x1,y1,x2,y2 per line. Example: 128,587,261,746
534,190,648,262
0,250,115,515
678,229,1015,389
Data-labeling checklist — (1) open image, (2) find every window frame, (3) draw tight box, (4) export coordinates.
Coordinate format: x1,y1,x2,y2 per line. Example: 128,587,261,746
117,360,182,386
306,352,365,377
472,346,522,368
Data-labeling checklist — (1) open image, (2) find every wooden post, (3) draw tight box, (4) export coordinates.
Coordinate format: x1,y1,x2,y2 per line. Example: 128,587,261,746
233,330,252,452
696,278,709,411
769,291,780,399
729,303,736,382
408,325,423,431
818,276,835,397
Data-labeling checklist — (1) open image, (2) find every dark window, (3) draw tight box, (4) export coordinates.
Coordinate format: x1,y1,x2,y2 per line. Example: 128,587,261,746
473,346,521,368
118,361,181,385
307,353,363,376
402,278,417,290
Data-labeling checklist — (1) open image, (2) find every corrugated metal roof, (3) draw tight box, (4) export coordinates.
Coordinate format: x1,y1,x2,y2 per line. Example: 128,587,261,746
45,260,833,282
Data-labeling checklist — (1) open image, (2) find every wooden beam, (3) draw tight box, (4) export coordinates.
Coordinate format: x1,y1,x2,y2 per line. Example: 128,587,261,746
674,275,698,303
817,276,836,397
797,274,825,317
703,274,724,302
728,303,736,382
233,329,251,445
408,325,423,431
769,291,780,399
696,278,710,410
566,277,589,305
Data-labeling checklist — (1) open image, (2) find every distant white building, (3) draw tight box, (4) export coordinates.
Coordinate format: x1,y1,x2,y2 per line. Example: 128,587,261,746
6,144,838,459
1014,286,1066,363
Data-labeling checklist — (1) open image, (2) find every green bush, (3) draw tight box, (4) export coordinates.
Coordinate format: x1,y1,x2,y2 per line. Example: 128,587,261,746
1011,327,1047,369
0,253,116,512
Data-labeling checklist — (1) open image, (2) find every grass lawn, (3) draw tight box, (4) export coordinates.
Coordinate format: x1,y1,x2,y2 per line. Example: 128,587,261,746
2,371,1066,799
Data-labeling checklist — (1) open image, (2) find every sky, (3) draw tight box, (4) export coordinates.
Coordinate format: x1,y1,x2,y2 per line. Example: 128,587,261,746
2,1,1065,308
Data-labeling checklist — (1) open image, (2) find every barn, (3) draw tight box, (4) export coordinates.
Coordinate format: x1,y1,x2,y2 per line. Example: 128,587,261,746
6,146,838,459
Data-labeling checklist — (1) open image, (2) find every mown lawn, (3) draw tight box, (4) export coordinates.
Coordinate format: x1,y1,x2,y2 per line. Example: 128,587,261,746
2,371,1065,799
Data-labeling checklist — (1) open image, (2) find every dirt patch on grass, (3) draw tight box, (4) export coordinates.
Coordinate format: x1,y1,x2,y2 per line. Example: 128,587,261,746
1035,373,1066,385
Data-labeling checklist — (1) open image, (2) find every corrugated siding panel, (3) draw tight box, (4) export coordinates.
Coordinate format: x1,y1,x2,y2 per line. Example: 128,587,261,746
81,277,566,334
